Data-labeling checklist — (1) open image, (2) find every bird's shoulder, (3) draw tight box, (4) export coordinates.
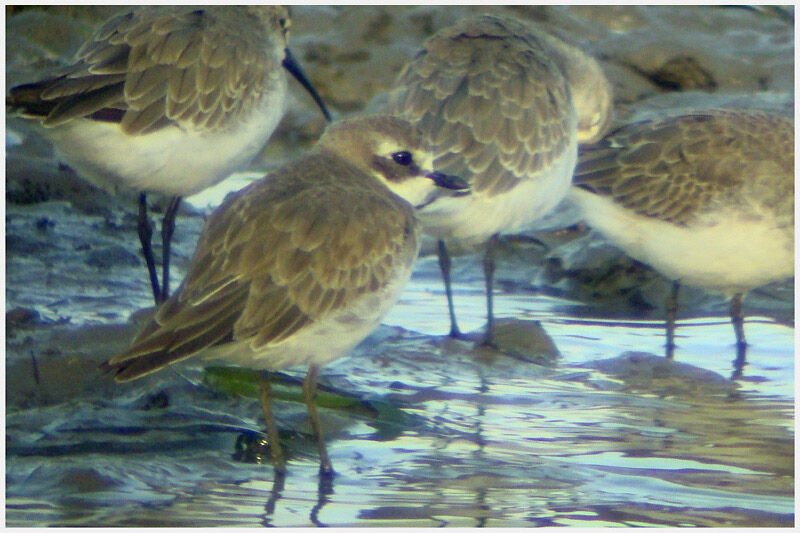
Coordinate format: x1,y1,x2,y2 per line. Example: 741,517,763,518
574,110,793,224
29,6,279,134
389,17,576,197
158,153,420,346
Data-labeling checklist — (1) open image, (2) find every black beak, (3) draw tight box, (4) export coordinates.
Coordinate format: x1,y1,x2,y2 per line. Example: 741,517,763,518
282,48,332,122
427,171,470,191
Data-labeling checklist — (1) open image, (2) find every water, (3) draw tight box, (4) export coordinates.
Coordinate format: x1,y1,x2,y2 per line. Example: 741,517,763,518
5,261,795,526
5,179,795,528
5,4,795,524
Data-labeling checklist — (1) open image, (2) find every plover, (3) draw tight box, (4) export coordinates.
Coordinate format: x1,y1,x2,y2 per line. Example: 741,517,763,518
525,23,614,144
102,115,470,475
570,109,794,358
7,5,331,305
389,15,609,346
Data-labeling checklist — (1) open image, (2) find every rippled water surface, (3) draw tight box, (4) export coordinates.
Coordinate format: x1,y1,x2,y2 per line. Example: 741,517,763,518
6,264,794,527
5,4,795,527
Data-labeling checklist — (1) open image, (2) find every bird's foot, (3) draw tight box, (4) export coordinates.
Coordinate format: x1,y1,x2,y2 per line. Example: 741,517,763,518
319,462,335,478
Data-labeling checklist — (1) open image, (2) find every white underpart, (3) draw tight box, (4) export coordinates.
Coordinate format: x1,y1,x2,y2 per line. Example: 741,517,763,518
419,142,577,248
44,76,288,197
568,187,794,294
201,244,420,370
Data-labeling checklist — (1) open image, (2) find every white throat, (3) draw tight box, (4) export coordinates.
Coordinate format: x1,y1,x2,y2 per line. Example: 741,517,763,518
382,177,441,209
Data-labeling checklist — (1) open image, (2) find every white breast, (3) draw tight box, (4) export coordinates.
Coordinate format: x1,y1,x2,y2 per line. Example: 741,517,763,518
419,144,577,248
568,187,794,294
44,77,288,197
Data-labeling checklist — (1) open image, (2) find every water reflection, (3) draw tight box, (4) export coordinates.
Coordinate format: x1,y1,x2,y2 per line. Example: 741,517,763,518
262,472,285,525
5,251,794,526
309,475,335,526
473,365,490,528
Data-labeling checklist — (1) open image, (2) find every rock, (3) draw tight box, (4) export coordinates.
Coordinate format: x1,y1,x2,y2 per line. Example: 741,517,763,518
6,234,48,256
6,150,120,216
598,6,793,97
483,318,560,365
423,319,561,366
6,308,42,329
582,351,738,397
645,55,718,91
537,231,666,311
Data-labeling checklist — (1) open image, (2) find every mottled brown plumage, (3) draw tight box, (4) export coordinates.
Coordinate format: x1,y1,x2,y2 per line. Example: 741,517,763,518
7,5,330,307
102,115,468,475
527,25,613,144
105,124,424,381
10,6,289,135
388,15,588,345
570,109,794,360
390,15,575,198
574,109,794,227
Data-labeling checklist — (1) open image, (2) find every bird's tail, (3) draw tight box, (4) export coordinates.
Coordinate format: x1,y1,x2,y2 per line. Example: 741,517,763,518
6,79,58,119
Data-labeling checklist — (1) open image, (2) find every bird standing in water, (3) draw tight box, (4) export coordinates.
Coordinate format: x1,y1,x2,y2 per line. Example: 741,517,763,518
571,109,793,364
102,115,470,476
7,5,331,305
389,15,610,346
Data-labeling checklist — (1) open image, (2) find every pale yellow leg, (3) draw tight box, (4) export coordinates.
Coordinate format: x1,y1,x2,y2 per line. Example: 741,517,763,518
258,377,286,474
303,365,334,476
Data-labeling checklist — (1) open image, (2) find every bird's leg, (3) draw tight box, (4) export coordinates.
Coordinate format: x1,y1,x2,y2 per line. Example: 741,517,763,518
480,234,500,348
258,376,286,474
731,342,747,381
729,292,748,379
303,364,334,477
137,192,162,304
160,196,182,302
665,281,680,359
437,240,465,339
730,292,747,348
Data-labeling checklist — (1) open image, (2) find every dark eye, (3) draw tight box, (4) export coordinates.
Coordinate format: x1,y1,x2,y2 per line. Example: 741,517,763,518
392,151,413,166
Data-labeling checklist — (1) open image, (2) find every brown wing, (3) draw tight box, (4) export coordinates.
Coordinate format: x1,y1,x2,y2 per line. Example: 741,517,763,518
103,156,419,381
7,6,279,135
573,109,794,225
389,15,576,197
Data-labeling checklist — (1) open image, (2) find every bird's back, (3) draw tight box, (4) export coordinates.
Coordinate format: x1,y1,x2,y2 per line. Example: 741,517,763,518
103,151,420,381
570,109,794,292
390,15,577,197
574,109,794,226
7,5,283,135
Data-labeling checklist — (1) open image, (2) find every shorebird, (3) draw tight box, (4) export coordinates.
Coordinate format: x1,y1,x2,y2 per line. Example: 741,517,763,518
389,15,611,346
7,5,331,305
102,115,470,476
525,23,614,145
570,109,794,360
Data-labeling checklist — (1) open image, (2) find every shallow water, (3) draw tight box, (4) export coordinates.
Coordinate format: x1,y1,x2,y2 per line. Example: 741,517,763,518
5,168,794,529
5,4,795,527
5,261,794,526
